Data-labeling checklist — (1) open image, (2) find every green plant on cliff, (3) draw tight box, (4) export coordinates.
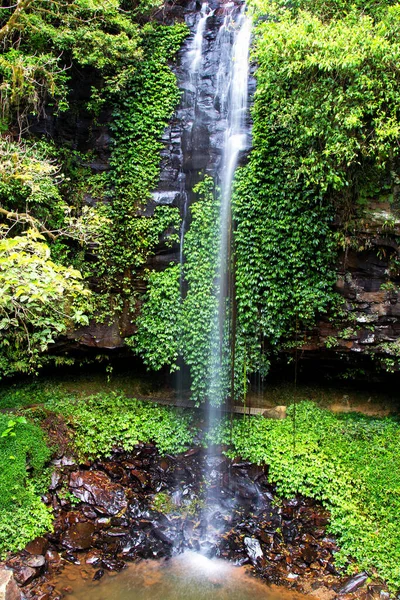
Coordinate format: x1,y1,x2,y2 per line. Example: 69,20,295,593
0,0,145,132
0,412,52,557
81,21,187,322
228,0,400,391
126,263,182,371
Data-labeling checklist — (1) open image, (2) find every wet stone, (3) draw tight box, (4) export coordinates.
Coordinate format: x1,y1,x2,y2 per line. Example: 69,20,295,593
339,573,368,594
25,537,49,556
22,555,45,569
13,567,37,587
69,470,127,516
93,569,105,581
61,522,95,551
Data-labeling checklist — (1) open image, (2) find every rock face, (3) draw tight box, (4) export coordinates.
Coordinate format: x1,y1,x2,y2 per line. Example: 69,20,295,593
297,211,400,373
0,570,21,600
154,0,254,213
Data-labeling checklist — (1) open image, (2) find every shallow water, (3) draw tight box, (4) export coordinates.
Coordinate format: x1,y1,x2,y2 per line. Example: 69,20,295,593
56,552,308,600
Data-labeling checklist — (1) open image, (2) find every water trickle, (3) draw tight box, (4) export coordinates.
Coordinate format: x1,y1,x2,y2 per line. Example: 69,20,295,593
188,3,214,78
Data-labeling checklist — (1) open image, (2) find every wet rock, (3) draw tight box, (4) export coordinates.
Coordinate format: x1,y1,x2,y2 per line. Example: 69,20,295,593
45,549,61,567
63,553,80,565
152,528,173,545
106,527,128,537
49,471,62,491
244,537,263,563
25,537,49,556
13,567,37,587
61,522,95,551
69,470,127,515
81,506,98,520
22,555,46,568
52,456,75,467
0,569,21,600
101,558,126,572
339,573,368,594
93,569,105,581
85,550,102,565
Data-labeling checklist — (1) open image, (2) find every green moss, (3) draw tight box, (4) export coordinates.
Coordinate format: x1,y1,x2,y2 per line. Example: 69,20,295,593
0,414,52,557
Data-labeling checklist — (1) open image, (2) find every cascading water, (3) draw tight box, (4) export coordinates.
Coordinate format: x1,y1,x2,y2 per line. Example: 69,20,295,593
201,2,252,551
209,4,252,408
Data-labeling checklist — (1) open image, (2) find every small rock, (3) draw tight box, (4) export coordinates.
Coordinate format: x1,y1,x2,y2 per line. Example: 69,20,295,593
106,527,128,537
85,551,102,565
93,569,105,581
339,573,368,594
22,555,45,569
13,566,37,587
49,471,62,491
101,558,126,572
45,549,61,567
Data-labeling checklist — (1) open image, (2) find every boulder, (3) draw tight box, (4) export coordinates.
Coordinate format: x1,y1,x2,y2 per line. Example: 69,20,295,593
0,570,21,600
262,406,287,420
61,522,96,551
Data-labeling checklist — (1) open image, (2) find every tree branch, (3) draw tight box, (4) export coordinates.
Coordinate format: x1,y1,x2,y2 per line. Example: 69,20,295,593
0,0,35,43
0,206,57,240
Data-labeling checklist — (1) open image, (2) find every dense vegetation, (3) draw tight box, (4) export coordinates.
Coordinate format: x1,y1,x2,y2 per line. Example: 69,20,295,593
0,412,52,556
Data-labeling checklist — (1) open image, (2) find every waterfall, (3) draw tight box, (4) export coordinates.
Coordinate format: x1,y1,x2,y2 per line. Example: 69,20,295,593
202,2,252,553
209,4,252,407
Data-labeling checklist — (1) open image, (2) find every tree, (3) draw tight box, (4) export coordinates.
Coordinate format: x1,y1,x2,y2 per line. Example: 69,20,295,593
0,232,90,377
